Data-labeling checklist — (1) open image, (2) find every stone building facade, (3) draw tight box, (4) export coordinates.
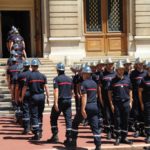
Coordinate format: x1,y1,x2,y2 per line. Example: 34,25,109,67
0,0,150,62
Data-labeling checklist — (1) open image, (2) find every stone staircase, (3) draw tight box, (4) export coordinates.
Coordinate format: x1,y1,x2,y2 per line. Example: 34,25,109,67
0,58,75,116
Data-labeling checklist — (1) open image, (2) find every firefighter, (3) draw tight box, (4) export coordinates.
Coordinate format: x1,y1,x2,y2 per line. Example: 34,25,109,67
130,57,147,138
91,62,104,129
100,58,116,139
72,65,101,150
7,57,20,110
71,64,81,113
17,60,31,134
47,63,73,148
21,59,50,140
139,62,150,143
108,60,133,145
8,26,25,52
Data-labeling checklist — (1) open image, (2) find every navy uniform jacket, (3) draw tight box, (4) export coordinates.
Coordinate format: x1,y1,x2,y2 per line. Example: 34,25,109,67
139,74,150,103
17,70,31,95
101,69,116,91
81,77,97,103
26,71,47,94
130,69,147,91
7,64,20,84
53,74,73,100
109,75,132,103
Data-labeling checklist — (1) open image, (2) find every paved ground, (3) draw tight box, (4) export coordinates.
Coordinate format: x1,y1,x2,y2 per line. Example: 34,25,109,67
0,114,150,150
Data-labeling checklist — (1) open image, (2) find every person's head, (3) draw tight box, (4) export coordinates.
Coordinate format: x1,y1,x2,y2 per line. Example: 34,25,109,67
116,61,125,77
90,62,97,73
135,57,143,71
23,60,30,70
82,65,92,80
105,58,114,71
56,63,65,75
123,58,132,72
31,59,39,71
97,59,105,71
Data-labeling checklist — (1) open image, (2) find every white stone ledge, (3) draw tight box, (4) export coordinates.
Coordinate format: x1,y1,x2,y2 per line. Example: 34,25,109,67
135,36,150,40
49,37,81,41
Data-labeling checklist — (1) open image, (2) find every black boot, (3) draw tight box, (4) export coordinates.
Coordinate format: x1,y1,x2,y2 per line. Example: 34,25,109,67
30,132,40,141
95,145,101,150
71,139,77,149
47,134,59,143
134,130,140,138
121,137,133,145
64,138,72,148
107,131,111,140
145,136,150,143
114,137,121,146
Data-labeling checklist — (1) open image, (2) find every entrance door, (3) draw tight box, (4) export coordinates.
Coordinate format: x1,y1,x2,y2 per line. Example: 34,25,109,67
1,11,31,58
84,0,127,56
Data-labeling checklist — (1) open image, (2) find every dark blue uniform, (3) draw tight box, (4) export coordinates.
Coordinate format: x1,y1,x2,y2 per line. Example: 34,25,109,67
18,70,31,132
109,75,132,138
72,74,82,112
130,69,147,133
50,74,73,139
26,71,47,135
101,69,116,135
72,77,101,147
7,64,20,85
139,75,150,136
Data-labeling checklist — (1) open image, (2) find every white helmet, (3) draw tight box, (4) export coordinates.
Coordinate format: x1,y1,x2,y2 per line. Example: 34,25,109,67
116,60,125,69
105,58,114,64
135,57,143,64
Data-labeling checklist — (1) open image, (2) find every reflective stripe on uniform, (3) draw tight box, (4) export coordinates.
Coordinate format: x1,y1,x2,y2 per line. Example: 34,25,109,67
22,118,30,121
51,126,57,128
121,130,128,133
145,126,150,129
66,128,72,131
72,129,78,132
32,125,39,128
93,134,101,137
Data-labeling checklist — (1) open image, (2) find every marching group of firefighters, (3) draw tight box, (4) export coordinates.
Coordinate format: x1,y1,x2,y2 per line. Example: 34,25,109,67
4,26,150,150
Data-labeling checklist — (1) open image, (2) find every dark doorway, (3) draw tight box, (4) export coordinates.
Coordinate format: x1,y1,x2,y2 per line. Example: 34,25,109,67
1,11,31,58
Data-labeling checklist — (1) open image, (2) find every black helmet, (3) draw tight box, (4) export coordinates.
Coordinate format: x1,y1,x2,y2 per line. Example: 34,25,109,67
31,59,39,66
82,66,92,74
23,60,30,67
56,63,65,71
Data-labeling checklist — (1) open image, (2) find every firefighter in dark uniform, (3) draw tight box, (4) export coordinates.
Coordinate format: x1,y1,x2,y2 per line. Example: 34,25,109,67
139,62,150,143
71,64,81,113
91,62,104,129
130,57,147,137
100,58,116,139
72,65,101,150
7,57,20,110
21,59,50,140
47,63,73,147
8,26,25,52
17,60,31,134
108,61,133,145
